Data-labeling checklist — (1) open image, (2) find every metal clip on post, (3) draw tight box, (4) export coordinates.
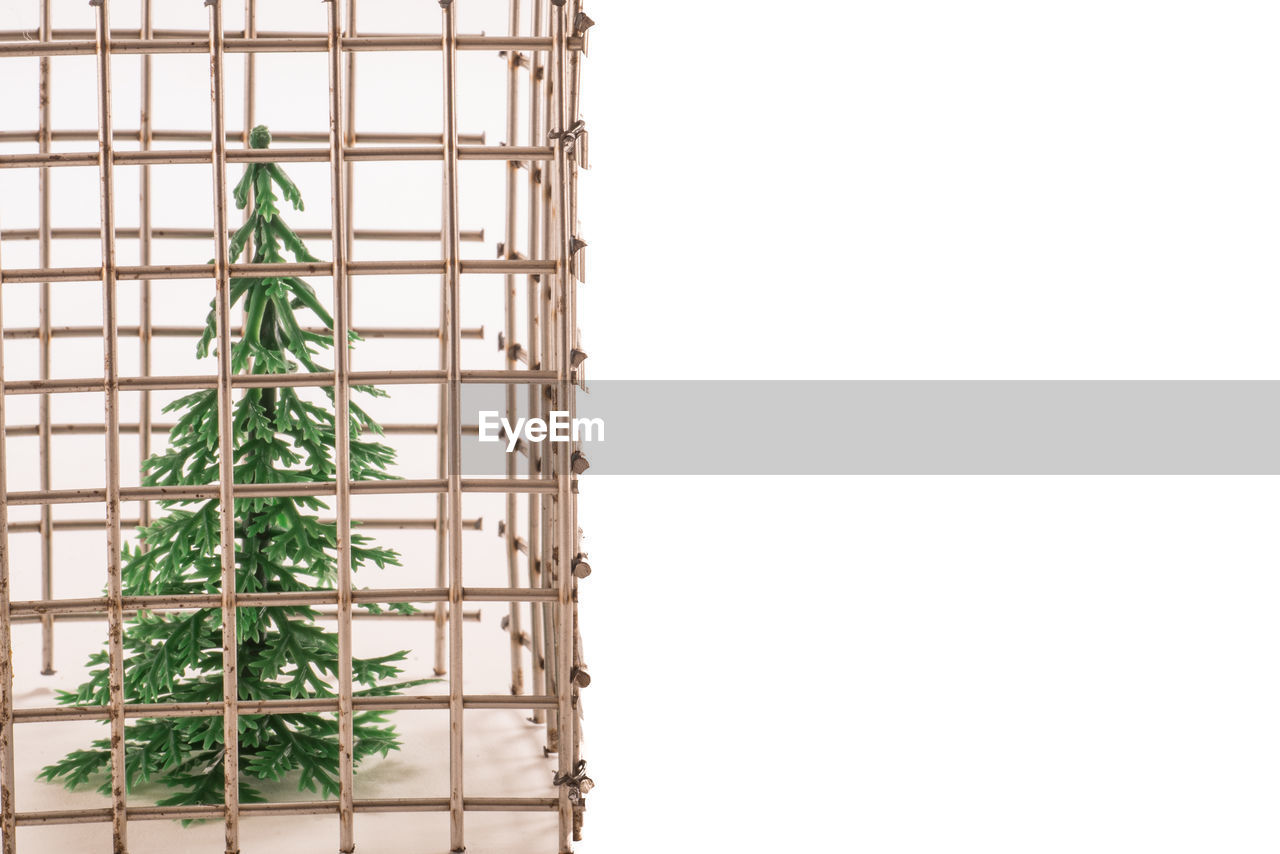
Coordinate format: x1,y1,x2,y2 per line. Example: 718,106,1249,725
552,759,594,805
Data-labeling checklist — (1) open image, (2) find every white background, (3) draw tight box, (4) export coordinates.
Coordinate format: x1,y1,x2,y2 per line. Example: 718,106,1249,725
580,2,1280,853
2,1,1280,852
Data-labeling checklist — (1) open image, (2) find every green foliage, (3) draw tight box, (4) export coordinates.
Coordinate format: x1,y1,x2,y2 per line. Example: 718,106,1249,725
40,126,433,810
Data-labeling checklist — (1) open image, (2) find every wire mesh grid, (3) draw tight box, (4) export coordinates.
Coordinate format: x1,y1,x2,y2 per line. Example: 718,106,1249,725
0,0,591,851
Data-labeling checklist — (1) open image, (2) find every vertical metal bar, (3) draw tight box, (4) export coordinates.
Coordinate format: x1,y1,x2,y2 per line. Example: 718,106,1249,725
37,0,54,677
564,8,585,824
432,11,450,681
432,369,448,673
538,0,560,757
525,0,546,725
324,1,356,851
343,0,356,329
0,217,18,854
243,0,255,147
566,0,584,146
138,0,154,550
536,0,561,754
564,8,586,833
92,2,130,851
433,26,448,685
439,3,465,850
204,2,240,851
502,0,525,699
549,4,576,849
241,0,255,270
433,227,447,679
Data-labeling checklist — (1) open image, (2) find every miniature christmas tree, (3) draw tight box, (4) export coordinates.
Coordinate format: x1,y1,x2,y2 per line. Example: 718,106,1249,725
40,125,431,807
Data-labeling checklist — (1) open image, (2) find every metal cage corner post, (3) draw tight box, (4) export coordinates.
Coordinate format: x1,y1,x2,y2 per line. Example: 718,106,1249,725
0,0,591,851
0,168,17,854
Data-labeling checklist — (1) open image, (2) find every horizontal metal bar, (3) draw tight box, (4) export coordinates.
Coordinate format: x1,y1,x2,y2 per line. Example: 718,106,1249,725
344,145,550,162
6,478,559,506
6,516,483,533
9,606,482,625
2,324,484,340
0,34,584,58
461,586,559,601
0,146,551,169
12,693,557,724
0,28,455,39
14,797,559,827
4,421,484,437
0,28,548,41
0,258,555,284
2,368,556,396
0,227,485,243
10,586,558,617
0,129,485,145
1,370,422,394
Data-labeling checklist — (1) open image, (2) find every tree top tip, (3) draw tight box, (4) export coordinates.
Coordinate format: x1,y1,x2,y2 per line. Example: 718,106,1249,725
249,125,272,150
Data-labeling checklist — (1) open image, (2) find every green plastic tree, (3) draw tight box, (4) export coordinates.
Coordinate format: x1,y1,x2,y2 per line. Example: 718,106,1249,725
40,125,431,808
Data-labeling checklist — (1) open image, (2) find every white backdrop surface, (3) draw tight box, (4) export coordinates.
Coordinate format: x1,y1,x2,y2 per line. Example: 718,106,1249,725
579,2,1280,853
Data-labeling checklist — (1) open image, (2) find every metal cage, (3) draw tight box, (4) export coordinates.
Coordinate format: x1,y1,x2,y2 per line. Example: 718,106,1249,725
0,0,590,851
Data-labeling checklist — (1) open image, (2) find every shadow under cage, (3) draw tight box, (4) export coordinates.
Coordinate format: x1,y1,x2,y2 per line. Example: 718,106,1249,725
0,0,592,852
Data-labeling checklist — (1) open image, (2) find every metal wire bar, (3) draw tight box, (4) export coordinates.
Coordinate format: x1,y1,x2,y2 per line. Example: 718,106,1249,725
37,0,55,680
566,5,588,838
567,1,584,141
503,0,527,701
1,323,484,340
244,0,256,151
2,368,559,396
0,25,562,41
6,516,484,533
0,34,585,58
0,257,554,284
9,606,482,625
6,477,558,507
526,0,548,727
203,3,241,849
0,128,486,145
10,586,559,619
241,0,257,362
13,694,561,725
14,797,561,828
432,46,451,686
343,0,355,331
91,2,132,849
565,6,588,839
0,26,548,40
0,170,16,854
0,227,485,242
550,4,577,848
537,0,560,758
440,4,466,850
3,421,485,436
138,0,156,597
322,1,358,848
0,146,553,168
